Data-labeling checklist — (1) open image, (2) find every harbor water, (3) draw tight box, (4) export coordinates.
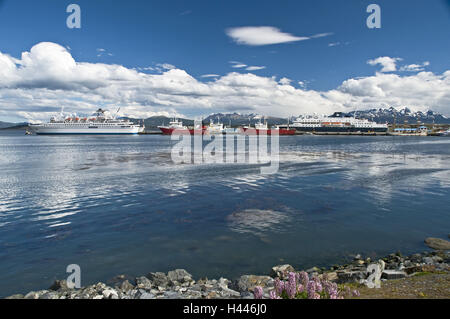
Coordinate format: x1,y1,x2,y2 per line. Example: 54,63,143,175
0,131,449,297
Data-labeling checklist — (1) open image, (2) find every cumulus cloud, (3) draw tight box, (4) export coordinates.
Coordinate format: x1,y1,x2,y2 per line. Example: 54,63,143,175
0,42,449,122
367,56,402,73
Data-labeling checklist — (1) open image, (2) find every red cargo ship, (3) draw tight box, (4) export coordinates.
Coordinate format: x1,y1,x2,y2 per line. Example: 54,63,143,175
242,120,295,136
158,119,206,135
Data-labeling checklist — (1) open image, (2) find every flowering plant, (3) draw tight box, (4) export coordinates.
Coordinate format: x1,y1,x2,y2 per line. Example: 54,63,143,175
253,271,360,299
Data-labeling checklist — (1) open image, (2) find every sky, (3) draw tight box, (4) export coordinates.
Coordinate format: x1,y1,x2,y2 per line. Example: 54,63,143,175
0,0,449,122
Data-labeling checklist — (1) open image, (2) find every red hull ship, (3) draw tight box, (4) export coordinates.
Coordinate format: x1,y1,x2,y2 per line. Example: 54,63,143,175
242,119,296,136
159,127,207,135
242,127,296,135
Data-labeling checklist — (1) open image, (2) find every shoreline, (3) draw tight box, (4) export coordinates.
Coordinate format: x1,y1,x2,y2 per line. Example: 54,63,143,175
6,246,449,299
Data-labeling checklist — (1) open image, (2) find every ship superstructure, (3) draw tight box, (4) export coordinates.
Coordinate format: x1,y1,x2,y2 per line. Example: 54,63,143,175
29,108,144,135
285,112,388,133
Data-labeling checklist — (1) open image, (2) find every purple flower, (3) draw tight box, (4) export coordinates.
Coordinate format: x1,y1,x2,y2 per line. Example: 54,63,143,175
274,278,285,295
298,271,309,286
352,289,360,297
297,283,304,293
315,281,323,293
269,290,280,299
306,280,316,299
253,286,264,299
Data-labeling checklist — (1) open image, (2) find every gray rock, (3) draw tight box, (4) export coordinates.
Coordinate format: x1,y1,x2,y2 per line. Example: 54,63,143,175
270,264,295,279
139,292,155,299
336,270,366,284
147,272,169,287
119,280,134,292
163,291,182,299
234,275,274,293
167,269,193,285
424,238,450,250
24,291,41,299
103,289,119,299
381,270,407,280
135,276,152,289
6,294,24,299
306,266,321,274
49,280,69,291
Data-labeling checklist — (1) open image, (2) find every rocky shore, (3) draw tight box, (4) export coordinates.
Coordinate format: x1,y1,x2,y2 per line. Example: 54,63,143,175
6,240,450,299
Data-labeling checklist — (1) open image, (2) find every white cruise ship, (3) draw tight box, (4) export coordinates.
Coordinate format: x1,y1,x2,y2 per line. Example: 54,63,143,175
282,112,388,133
29,108,144,135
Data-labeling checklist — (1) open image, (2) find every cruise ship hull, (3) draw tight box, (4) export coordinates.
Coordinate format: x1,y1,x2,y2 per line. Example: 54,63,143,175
30,126,142,135
281,126,388,133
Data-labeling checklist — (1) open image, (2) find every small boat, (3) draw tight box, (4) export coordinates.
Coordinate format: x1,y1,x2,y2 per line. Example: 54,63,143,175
437,129,450,136
206,118,224,135
25,130,33,135
388,126,428,136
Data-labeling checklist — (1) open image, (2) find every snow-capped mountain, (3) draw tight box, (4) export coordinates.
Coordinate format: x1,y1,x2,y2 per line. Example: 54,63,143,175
204,108,449,125
344,107,450,124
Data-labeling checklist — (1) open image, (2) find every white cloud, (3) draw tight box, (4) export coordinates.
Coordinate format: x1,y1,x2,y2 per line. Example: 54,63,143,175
226,26,310,46
399,61,430,72
157,63,176,70
0,42,449,122
367,56,402,73
279,78,292,85
229,61,247,69
201,74,220,78
246,66,266,71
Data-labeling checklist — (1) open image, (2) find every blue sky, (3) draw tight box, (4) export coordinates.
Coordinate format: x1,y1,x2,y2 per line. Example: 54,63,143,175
0,0,449,121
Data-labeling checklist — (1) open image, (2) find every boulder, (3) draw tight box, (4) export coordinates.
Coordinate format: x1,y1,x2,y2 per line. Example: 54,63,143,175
320,272,338,282
49,280,69,291
233,275,274,293
381,270,407,280
424,238,450,250
147,272,169,287
270,264,295,279
167,269,193,285
135,276,153,290
119,280,134,292
336,270,366,284
102,289,119,299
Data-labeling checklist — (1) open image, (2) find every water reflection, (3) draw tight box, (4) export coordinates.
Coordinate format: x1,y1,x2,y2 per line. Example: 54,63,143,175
226,209,291,236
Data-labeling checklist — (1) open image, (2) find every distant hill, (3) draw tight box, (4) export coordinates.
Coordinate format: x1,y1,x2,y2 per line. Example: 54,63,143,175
121,116,195,129
0,121,28,129
203,113,289,127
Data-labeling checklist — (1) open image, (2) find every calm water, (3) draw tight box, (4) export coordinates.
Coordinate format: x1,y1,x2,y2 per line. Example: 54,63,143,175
0,131,449,297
